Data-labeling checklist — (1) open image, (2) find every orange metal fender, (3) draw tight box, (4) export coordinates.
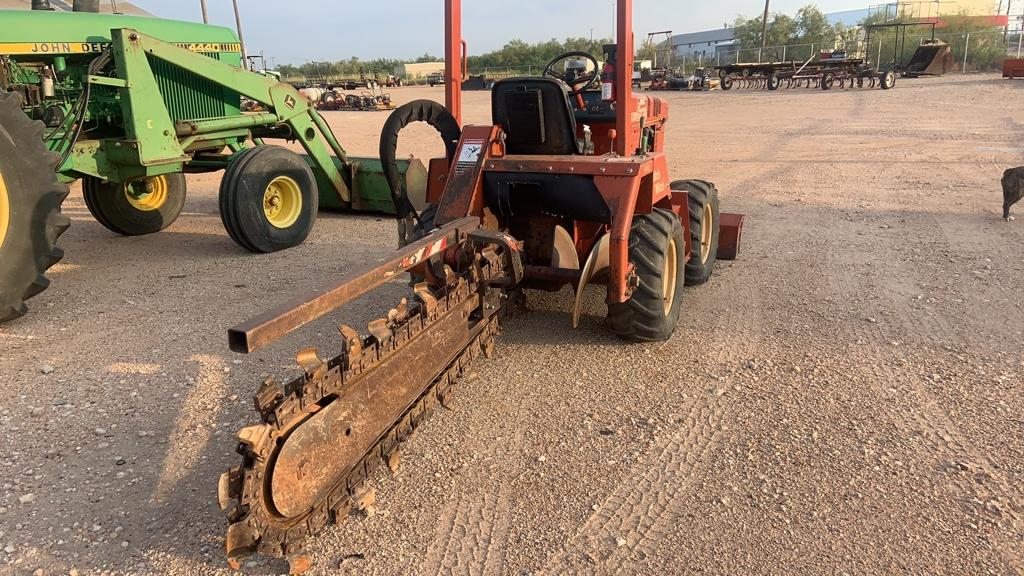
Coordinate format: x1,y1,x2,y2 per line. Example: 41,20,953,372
572,233,610,328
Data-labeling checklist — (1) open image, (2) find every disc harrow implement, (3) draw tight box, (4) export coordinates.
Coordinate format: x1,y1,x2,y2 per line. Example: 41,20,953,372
718,58,896,92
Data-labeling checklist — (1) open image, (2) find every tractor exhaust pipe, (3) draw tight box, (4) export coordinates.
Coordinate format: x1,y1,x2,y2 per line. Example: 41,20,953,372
72,0,101,12
31,0,55,10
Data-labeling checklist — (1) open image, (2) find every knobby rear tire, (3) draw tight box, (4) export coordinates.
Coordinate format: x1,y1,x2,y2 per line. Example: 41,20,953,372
607,208,686,343
0,91,69,323
671,179,721,286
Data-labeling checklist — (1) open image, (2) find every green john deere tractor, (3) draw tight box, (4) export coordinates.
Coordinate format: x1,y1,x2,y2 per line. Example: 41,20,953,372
0,1,425,322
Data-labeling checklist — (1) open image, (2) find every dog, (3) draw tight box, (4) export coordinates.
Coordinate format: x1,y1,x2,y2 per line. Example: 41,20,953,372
1004,167,1024,221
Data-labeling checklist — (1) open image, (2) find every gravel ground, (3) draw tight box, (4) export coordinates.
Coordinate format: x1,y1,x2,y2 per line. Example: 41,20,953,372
1,74,1022,576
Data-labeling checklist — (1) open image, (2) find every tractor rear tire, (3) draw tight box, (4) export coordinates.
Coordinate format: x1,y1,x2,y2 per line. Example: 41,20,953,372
671,179,721,286
0,91,70,323
82,174,186,236
219,145,318,254
607,208,686,343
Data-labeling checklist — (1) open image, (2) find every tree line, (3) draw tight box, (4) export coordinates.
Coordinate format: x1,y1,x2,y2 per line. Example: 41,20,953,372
275,37,613,81
276,54,438,81
732,5,845,51
731,4,1012,71
275,5,1014,81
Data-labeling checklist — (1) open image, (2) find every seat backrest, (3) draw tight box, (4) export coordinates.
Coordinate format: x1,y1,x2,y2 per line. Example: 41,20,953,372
491,78,578,155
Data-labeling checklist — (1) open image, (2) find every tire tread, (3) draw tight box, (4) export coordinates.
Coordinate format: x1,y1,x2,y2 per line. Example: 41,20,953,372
0,91,69,323
607,207,685,342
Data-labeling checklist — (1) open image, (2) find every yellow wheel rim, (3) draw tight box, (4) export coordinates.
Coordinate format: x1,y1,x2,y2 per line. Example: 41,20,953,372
700,203,714,265
125,175,169,212
662,237,678,316
0,169,9,250
263,176,302,229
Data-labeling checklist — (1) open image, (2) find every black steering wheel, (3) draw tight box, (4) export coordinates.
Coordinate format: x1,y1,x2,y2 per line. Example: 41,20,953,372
542,51,600,96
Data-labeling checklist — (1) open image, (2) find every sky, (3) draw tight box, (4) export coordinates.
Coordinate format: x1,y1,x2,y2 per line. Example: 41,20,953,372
130,1,870,65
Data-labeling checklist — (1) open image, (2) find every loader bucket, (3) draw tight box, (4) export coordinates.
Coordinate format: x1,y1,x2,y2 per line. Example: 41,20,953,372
903,41,953,77
305,156,428,214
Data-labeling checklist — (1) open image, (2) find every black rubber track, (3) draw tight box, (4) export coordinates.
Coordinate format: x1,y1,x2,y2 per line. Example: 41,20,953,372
379,100,461,220
607,208,686,343
0,92,70,323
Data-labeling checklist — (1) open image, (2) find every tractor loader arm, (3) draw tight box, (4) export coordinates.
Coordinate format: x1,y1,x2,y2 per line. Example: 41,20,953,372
103,29,353,203
219,221,523,573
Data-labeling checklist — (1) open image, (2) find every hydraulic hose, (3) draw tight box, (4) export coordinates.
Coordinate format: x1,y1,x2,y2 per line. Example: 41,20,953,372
59,50,111,167
378,99,461,222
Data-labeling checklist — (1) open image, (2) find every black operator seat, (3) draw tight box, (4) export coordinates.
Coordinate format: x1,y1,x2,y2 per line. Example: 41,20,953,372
491,78,579,155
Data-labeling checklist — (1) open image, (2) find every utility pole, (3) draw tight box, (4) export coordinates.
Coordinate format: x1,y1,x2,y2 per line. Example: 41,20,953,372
760,0,771,48
1006,0,1012,41
199,0,208,23
231,0,249,70
611,1,616,39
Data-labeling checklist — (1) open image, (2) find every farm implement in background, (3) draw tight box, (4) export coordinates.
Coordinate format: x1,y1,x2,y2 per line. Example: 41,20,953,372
716,54,897,91
714,22,959,93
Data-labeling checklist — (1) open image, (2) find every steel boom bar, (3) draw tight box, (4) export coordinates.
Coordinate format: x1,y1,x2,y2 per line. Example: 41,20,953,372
228,217,481,354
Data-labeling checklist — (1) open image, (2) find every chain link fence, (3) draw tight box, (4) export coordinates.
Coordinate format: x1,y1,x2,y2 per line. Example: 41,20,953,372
706,29,1022,75
467,66,543,79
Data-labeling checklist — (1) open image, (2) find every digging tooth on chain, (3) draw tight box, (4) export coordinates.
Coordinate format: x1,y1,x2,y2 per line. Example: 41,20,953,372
217,466,244,519
295,348,326,379
384,447,401,474
338,324,362,365
351,485,376,517
225,522,258,570
236,424,274,458
254,378,283,421
414,283,438,317
287,554,312,575
367,318,393,344
441,264,459,286
393,298,410,322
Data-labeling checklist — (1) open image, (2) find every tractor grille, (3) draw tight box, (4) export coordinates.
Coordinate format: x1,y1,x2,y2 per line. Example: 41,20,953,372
150,53,241,122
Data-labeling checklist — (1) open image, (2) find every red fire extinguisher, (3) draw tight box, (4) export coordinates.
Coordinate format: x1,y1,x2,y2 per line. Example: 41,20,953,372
601,61,615,102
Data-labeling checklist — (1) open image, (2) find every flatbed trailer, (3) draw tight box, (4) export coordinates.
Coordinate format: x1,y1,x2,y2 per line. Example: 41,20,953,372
714,60,801,79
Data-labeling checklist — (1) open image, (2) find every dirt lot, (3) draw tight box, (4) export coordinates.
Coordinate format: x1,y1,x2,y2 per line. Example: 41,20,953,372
1,74,1023,576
